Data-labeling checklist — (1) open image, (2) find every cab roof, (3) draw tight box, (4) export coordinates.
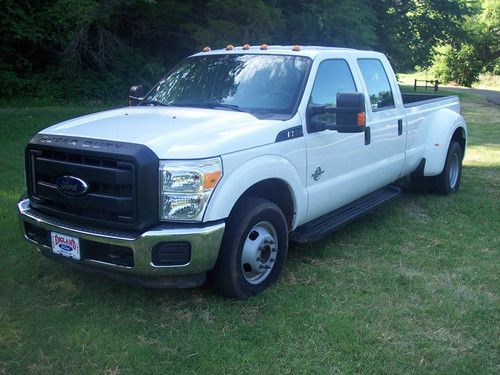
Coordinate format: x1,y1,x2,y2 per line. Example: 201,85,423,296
191,45,375,59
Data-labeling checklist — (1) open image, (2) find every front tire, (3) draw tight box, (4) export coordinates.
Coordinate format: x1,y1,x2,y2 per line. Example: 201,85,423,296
210,197,288,299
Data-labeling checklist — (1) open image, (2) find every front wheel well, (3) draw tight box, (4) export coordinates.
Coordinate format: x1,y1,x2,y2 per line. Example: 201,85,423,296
232,179,295,230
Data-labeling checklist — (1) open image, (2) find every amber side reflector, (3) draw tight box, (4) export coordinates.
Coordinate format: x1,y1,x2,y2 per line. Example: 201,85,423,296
226,44,234,50
357,112,366,126
202,46,211,52
242,44,250,50
292,45,301,51
260,44,268,50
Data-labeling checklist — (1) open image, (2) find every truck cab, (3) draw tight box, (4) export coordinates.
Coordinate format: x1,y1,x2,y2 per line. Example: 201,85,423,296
18,45,467,298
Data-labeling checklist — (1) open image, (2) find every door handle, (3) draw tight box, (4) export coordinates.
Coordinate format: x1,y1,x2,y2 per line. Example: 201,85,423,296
398,119,403,136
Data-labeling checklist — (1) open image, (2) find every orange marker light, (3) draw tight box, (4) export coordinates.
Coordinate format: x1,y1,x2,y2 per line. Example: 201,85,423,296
203,170,222,189
226,44,234,50
292,45,301,51
242,44,250,50
202,46,211,52
357,112,366,126
260,44,268,50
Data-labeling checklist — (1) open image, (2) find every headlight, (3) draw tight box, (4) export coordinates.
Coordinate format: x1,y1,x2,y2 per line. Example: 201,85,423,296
159,157,222,221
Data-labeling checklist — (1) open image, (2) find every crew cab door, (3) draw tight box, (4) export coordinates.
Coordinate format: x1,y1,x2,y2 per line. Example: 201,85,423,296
304,57,406,223
355,58,406,183
304,58,375,221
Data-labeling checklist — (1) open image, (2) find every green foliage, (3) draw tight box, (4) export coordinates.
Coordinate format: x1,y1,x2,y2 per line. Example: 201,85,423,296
369,0,481,71
432,44,483,87
278,0,378,49
467,0,500,72
431,0,499,86
0,0,494,100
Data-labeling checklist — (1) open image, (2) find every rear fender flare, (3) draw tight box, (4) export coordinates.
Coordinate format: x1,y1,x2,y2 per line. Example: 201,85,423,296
423,109,467,176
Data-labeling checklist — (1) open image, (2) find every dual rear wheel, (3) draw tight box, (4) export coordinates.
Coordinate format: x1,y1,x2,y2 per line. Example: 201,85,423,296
410,141,463,195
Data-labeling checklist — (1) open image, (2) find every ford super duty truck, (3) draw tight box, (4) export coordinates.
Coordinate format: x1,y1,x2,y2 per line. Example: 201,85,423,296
18,45,467,298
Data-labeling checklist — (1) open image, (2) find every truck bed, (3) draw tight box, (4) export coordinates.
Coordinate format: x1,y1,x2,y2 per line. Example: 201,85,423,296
401,93,457,108
402,93,461,115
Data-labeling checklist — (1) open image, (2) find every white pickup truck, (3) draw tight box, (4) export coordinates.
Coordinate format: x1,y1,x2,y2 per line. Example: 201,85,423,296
18,45,467,298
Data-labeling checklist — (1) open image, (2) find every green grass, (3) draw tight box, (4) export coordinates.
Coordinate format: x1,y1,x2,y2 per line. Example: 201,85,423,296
0,95,498,374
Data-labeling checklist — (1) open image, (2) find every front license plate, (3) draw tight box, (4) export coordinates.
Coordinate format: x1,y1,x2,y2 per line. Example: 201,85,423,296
51,232,81,260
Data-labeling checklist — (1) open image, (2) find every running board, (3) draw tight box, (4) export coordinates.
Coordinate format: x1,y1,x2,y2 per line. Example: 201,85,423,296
290,186,401,243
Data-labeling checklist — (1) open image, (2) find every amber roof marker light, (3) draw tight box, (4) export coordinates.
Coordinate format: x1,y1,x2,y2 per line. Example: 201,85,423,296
242,44,250,50
292,45,301,51
226,44,234,50
202,46,211,52
260,44,268,50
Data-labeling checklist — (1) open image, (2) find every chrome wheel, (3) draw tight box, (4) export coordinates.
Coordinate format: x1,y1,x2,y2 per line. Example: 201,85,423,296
241,221,278,284
449,152,459,189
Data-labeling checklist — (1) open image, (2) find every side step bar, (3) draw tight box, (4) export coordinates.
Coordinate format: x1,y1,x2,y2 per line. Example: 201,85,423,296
290,186,401,243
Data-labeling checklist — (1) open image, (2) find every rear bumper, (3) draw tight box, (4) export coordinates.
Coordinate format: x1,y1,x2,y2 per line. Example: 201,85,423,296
17,198,225,288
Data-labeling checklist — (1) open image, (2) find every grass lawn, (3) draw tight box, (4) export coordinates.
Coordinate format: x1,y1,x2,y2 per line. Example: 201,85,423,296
0,90,498,374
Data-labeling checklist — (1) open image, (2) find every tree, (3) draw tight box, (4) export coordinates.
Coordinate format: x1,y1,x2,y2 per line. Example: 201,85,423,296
0,0,494,100
467,0,500,72
431,0,499,86
369,0,481,71
277,0,378,49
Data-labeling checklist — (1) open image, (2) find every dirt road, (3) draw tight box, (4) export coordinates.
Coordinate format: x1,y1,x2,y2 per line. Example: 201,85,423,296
442,86,500,105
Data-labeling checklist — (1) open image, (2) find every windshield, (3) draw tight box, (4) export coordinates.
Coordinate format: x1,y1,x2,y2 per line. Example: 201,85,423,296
144,54,312,117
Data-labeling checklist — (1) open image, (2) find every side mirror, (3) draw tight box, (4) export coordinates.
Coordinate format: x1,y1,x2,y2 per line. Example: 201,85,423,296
335,92,366,133
129,85,145,106
306,92,366,133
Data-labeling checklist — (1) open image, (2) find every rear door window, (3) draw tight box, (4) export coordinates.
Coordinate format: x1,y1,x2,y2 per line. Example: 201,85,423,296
357,59,395,111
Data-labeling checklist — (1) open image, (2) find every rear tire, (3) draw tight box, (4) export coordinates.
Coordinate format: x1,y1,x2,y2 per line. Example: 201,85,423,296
408,141,463,195
429,141,463,195
210,197,288,299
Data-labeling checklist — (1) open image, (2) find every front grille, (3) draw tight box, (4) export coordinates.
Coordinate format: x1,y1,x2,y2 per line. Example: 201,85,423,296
30,149,136,223
26,135,159,231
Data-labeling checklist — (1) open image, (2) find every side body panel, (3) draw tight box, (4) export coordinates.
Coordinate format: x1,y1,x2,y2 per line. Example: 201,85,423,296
203,122,308,229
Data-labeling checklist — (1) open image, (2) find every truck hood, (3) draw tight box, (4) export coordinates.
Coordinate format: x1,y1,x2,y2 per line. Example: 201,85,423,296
40,107,297,159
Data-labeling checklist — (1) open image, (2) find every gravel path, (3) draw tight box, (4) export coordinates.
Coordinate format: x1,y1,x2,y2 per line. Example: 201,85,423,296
441,86,500,105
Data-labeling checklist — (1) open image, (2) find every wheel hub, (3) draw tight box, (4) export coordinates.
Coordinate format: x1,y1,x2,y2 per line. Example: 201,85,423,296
449,153,459,189
241,221,278,284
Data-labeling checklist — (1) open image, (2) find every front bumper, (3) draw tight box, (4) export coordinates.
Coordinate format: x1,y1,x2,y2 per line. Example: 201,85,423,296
17,198,225,288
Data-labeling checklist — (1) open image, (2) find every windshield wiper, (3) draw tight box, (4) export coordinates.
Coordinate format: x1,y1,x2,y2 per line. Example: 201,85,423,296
169,102,249,113
139,99,169,107
205,103,248,112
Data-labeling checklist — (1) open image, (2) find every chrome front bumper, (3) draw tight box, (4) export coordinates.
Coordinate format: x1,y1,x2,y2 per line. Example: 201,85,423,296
17,199,225,287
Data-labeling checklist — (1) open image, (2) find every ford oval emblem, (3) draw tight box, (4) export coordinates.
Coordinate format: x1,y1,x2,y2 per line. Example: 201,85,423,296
59,244,73,252
56,175,89,196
